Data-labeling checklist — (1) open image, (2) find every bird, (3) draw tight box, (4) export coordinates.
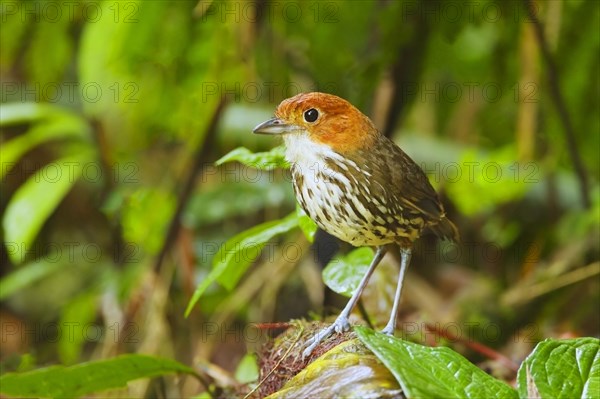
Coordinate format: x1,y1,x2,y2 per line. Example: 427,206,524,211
253,92,459,357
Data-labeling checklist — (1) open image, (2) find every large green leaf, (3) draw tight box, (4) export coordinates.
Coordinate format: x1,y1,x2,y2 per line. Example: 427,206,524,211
355,327,518,399
322,248,374,297
0,354,195,398
216,146,289,170
77,0,140,118
185,212,298,316
1,113,90,179
3,151,94,264
517,338,600,399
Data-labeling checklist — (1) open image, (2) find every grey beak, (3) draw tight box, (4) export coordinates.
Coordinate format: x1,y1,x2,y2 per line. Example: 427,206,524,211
253,118,301,135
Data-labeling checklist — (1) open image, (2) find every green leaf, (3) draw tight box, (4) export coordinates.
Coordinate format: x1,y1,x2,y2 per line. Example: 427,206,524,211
0,258,64,300
447,147,530,216
185,212,298,316
121,188,177,255
184,181,292,227
58,292,99,365
0,102,57,126
78,0,140,118
1,114,90,179
322,248,374,297
3,152,94,264
296,205,317,243
16,354,36,373
355,327,518,399
0,354,195,398
0,4,30,70
216,146,289,170
214,212,298,290
24,18,72,88
234,353,259,384
517,338,600,399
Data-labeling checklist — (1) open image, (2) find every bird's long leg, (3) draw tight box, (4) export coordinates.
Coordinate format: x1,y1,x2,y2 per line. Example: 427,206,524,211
303,246,388,358
381,247,412,335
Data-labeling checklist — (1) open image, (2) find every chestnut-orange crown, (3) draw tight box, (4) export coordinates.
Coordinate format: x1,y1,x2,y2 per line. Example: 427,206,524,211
274,92,379,153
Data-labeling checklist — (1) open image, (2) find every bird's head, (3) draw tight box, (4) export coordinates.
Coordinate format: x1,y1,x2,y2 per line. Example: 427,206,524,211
253,92,378,154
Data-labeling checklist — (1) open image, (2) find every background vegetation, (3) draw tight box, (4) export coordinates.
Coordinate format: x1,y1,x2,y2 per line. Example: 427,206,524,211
1,0,598,397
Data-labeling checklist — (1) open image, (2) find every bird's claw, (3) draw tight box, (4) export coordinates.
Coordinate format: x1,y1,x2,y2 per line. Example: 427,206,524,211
302,316,351,359
331,315,351,333
380,325,395,336
334,319,350,334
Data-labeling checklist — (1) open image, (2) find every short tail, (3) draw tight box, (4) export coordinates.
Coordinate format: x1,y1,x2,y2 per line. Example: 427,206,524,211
429,216,460,243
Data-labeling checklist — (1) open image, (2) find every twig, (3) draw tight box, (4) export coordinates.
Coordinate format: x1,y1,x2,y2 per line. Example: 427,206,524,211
90,118,127,267
153,99,227,274
502,261,600,306
190,370,217,399
256,322,292,330
523,0,590,208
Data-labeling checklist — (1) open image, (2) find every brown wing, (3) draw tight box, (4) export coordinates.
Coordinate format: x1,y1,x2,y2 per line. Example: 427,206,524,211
352,134,459,243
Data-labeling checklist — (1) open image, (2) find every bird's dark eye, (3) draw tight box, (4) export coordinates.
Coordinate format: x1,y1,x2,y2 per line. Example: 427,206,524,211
303,108,319,123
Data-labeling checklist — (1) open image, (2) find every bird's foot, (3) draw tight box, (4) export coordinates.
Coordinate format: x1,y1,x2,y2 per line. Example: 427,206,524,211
380,324,395,336
302,316,351,359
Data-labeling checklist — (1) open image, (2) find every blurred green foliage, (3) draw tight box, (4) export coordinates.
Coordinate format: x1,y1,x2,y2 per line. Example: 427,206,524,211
0,0,598,397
